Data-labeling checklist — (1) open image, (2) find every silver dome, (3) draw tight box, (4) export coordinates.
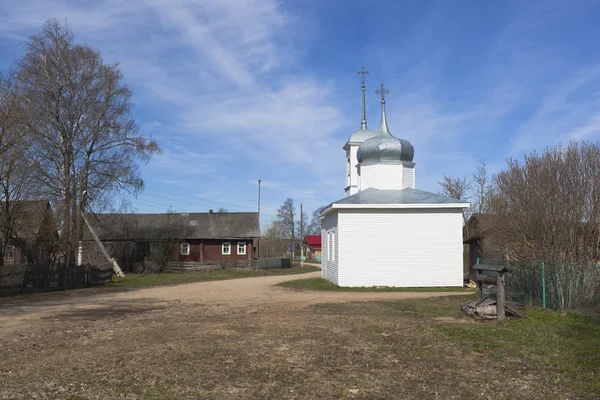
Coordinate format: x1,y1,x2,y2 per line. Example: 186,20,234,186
348,128,378,144
357,134,414,163
357,85,414,163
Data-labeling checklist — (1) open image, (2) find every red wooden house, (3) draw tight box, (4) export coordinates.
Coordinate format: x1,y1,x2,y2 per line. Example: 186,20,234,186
304,234,322,262
81,211,260,270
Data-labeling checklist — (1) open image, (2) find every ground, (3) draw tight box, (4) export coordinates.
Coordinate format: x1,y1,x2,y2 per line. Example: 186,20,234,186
0,268,597,399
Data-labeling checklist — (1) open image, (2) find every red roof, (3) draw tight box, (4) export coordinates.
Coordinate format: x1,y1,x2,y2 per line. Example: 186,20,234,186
305,235,321,249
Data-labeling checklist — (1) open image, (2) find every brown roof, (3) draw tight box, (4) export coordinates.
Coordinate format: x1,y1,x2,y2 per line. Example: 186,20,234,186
464,213,493,243
2,200,53,241
83,212,260,241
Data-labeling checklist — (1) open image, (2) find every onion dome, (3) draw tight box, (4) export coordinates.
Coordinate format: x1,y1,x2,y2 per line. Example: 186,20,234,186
357,83,414,163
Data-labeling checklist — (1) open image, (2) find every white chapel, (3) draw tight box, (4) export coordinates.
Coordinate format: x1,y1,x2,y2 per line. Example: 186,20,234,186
320,73,469,287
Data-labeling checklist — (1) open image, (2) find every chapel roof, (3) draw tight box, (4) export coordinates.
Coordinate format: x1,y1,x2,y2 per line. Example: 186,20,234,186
331,187,465,205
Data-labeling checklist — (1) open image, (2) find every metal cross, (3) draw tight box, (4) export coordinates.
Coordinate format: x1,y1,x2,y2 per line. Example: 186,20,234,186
375,82,390,101
357,66,369,84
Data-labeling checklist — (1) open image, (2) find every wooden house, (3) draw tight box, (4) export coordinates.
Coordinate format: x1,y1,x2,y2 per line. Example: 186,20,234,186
1,200,57,265
304,235,322,261
81,211,260,270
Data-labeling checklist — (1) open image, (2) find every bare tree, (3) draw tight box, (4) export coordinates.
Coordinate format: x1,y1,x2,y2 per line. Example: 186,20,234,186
306,206,324,235
488,141,600,309
438,174,471,233
17,20,160,271
295,209,308,240
472,157,491,214
0,70,39,267
216,207,228,213
263,220,285,239
276,198,296,240
260,220,291,257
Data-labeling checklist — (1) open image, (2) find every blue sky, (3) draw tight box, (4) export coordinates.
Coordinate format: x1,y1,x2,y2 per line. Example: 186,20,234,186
2,0,600,228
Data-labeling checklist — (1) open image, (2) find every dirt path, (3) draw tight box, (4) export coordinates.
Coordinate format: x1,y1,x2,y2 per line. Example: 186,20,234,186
0,270,467,334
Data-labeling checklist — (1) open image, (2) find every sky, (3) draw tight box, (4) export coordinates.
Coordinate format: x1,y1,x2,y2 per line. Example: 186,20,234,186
2,0,600,228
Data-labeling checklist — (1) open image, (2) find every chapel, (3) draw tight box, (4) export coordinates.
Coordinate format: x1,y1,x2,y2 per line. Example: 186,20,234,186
320,70,469,287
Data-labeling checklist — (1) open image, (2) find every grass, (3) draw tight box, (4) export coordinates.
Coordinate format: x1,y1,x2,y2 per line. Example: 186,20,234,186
436,307,600,395
107,264,320,290
278,277,474,292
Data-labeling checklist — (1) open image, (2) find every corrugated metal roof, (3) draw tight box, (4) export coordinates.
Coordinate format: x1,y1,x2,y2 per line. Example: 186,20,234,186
304,235,321,247
328,187,466,207
83,212,260,241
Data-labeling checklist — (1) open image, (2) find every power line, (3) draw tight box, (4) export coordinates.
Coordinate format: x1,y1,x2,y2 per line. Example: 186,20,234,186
132,193,280,217
144,187,280,211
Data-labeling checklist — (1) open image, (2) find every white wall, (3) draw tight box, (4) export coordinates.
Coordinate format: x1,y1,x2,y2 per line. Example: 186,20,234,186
321,211,339,284
360,164,404,190
402,164,415,189
345,146,360,196
336,208,464,287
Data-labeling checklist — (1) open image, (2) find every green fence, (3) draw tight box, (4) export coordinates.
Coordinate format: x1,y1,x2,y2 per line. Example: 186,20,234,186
476,258,600,310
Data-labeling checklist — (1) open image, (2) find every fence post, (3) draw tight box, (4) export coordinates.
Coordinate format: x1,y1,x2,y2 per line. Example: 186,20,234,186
496,272,506,322
541,261,546,309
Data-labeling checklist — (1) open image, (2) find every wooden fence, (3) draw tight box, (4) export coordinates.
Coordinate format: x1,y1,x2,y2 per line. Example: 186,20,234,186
0,263,113,291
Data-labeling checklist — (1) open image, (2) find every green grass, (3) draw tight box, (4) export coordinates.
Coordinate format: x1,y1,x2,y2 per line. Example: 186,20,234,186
314,296,600,397
278,277,474,292
107,264,320,290
436,307,600,395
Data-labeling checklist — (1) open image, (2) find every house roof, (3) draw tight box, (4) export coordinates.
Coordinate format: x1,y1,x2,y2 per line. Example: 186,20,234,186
83,212,260,241
322,188,469,215
464,213,493,243
2,200,53,241
305,235,321,248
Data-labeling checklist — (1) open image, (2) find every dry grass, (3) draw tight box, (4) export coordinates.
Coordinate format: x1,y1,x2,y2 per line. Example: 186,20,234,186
1,293,599,399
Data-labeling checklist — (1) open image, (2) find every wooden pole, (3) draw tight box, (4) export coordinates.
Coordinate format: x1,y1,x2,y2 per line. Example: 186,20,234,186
257,179,261,260
81,211,125,277
475,268,483,300
300,203,304,268
496,272,506,321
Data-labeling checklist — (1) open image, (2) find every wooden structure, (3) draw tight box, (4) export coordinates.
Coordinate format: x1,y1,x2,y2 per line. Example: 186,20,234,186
474,263,509,321
80,212,260,270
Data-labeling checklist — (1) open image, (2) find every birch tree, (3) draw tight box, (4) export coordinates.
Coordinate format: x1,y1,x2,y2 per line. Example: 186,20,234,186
0,70,37,267
276,198,296,240
17,20,160,267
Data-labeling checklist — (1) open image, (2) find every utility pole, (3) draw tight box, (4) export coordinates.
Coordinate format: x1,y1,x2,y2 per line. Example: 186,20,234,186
257,179,261,259
300,203,304,268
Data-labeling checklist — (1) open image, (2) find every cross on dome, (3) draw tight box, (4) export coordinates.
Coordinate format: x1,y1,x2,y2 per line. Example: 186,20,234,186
357,66,369,84
375,82,390,102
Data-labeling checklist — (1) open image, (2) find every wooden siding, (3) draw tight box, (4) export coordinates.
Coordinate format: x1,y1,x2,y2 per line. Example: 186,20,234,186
360,164,405,190
402,165,415,189
345,146,360,196
337,208,464,287
201,239,252,263
321,212,339,285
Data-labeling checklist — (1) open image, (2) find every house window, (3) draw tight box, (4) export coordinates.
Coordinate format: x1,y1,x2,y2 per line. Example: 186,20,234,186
4,245,14,261
331,232,336,262
237,242,246,255
222,242,231,255
181,243,190,256
347,156,350,177
327,232,333,262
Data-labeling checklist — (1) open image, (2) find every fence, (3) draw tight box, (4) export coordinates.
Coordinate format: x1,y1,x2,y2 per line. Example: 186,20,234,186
250,258,291,269
0,263,114,292
476,258,600,310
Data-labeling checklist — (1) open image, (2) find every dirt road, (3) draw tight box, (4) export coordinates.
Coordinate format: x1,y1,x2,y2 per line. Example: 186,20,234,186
0,270,465,333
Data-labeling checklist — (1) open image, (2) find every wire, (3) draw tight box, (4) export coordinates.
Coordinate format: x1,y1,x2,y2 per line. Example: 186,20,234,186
144,187,280,211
